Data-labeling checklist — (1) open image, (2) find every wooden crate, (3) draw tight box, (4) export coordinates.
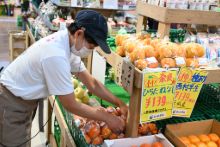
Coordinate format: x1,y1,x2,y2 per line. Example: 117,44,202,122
136,1,220,37
96,47,220,137
9,31,28,61
26,25,36,46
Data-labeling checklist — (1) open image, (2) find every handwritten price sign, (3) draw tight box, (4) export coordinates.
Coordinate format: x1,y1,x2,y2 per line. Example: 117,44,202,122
172,67,208,117
140,70,177,123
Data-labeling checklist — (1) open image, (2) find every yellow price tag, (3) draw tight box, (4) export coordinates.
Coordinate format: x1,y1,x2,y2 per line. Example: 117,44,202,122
140,70,177,123
172,67,208,117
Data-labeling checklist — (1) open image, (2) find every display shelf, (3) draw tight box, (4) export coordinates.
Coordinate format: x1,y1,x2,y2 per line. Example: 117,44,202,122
96,48,220,86
52,1,135,17
95,47,220,137
134,67,220,89
48,96,76,147
136,0,220,37
26,24,36,45
52,0,135,11
9,31,28,61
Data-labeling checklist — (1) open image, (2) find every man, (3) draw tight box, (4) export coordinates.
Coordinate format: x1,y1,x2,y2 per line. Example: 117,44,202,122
0,10,128,147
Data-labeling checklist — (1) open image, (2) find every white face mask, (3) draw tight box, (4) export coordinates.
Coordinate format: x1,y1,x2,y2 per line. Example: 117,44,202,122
71,42,93,58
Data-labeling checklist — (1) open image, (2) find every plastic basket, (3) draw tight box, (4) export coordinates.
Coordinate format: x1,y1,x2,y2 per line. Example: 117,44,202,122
198,84,220,104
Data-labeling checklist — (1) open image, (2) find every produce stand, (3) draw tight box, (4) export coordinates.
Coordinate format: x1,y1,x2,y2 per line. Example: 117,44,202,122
95,46,220,137
136,0,220,38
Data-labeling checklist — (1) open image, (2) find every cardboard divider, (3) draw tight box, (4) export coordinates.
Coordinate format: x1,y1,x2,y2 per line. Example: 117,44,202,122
103,134,174,147
121,59,134,95
165,119,220,147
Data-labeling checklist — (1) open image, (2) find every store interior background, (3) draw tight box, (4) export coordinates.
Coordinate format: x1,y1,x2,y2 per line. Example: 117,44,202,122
0,0,220,146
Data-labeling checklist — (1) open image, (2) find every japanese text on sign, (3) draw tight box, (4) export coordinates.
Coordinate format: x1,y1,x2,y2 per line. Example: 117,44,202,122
140,70,177,123
172,67,208,117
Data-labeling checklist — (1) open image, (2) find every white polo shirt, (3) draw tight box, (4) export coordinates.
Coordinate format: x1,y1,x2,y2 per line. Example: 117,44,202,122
0,29,86,100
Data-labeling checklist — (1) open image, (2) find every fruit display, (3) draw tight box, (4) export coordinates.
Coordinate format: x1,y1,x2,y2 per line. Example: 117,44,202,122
179,133,220,147
76,106,126,145
138,123,159,136
74,106,160,146
115,34,206,70
71,77,90,104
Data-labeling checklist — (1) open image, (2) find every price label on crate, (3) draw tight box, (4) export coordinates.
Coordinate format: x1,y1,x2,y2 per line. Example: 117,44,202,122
172,67,208,117
140,69,177,123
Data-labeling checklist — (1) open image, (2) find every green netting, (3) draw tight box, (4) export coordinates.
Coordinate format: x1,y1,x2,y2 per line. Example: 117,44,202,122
146,29,186,43
54,118,61,147
106,37,116,52
198,84,220,104
156,84,220,132
156,112,207,133
55,96,101,147
91,78,130,107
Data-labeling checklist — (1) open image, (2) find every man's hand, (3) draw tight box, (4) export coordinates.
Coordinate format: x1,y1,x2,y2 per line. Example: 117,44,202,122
59,94,126,134
117,98,128,117
106,115,125,134
75,70,129,117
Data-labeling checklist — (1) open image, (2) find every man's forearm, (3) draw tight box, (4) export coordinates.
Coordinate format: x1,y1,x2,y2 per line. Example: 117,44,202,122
89,79,123,107
74,70,125,107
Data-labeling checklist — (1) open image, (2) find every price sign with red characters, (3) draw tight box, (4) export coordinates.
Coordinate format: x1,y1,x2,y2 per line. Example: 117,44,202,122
140,69,178,123
172,67,208,117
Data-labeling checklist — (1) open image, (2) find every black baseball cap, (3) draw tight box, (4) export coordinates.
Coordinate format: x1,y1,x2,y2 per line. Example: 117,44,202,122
74,10,111,54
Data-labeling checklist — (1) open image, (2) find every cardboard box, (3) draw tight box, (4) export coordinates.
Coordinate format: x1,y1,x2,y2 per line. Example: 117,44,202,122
165,119,220,147
102,133,174,147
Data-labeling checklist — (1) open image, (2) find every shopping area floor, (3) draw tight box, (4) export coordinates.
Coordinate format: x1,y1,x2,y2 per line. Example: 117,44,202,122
0,8,48,147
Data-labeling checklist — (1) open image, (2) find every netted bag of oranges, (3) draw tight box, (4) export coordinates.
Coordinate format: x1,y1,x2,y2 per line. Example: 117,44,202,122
158,42,179,59
129,48,146,63
182,43,205,58
123,38,140,56
115,34,130,46
116,46,126,57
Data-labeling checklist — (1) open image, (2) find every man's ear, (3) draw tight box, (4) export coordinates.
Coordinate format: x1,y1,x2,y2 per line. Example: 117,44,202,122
74,29,84,38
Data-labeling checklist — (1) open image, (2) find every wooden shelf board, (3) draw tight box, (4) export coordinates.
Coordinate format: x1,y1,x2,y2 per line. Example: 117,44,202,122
96,47,122,68
136,1,220,25
26,25,36,43
134,67,220,88
53,1,135,11
96,47,220,87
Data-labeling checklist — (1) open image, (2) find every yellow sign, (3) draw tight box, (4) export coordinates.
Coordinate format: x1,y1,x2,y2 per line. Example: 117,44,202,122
140,70,177,123
172,67,208,117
